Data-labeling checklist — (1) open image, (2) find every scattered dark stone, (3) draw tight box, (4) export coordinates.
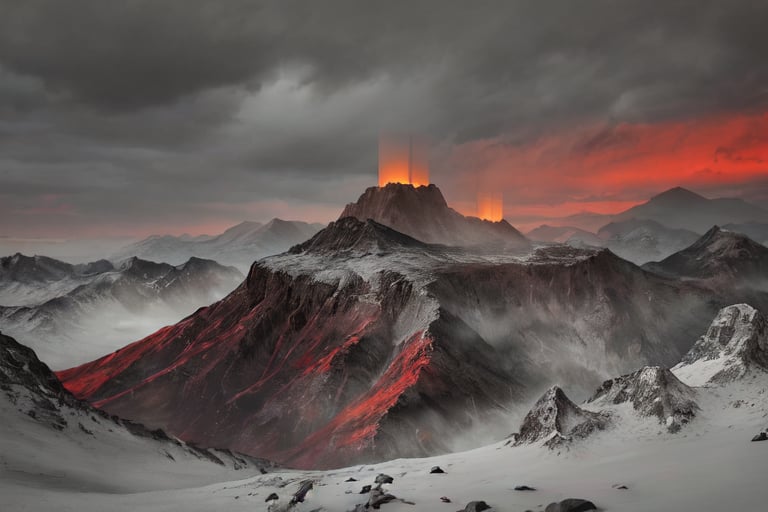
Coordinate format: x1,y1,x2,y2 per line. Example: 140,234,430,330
545,498,597,512
615,485,628,490
751,432,767,442
360,485,372,494
368,488,398,509
260,467,268,474
346,477,358,482
78,422,94,435
265,492,279,502
514,485,536,491
234,496,239,499
459,500,491,512
290,480,314,504
375,473,394,485
440,496,452,503
430,465,446,474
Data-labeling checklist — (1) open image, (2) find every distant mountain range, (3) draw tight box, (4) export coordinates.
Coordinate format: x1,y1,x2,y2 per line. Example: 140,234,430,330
531,187,768,234
527,187,768,264
0,253,243,368
643,226,768,285
113,218,325,272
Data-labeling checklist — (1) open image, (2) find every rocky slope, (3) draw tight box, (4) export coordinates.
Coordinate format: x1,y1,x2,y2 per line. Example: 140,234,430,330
0,255,243,368
340,183,530,249
0,331,273,480
642,226,768,284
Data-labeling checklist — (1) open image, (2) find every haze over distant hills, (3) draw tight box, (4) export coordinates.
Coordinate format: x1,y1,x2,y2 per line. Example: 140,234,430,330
0,253,243,368
113,218,325,272
528,187,768,235
526,187,768,264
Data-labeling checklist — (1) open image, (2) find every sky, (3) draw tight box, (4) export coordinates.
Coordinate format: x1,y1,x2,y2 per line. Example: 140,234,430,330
1,0,768,239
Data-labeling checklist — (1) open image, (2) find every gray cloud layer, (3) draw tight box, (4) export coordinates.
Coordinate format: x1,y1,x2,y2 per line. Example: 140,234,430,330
1,0,767,237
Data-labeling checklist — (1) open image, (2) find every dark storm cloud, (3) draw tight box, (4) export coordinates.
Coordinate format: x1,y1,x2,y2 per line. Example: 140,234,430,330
1,0,767,238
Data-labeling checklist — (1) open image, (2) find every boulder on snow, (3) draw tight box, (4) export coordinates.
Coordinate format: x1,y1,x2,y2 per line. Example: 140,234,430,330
515,386,610,447
375,473,394,485
544,498,597,512
514,485,536,491
459,501,492,512
751,432,767,442
430,465,445,474
587,366,698,433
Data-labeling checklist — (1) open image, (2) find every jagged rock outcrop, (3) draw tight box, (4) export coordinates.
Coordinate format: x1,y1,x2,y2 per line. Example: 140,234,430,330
673,304,768,386
514,386,611,448
340,183,530,248
587,366,698,432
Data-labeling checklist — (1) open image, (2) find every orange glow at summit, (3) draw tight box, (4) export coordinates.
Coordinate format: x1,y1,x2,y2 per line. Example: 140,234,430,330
378,134,430,187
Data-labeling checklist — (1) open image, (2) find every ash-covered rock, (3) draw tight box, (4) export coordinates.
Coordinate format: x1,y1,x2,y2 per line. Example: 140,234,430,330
587,366,698,433
673,304,768,385
514,386,611,448
544,498,597,512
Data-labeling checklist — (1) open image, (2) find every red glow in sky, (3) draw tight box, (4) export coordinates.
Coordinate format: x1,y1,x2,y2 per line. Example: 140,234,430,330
448,110,768,226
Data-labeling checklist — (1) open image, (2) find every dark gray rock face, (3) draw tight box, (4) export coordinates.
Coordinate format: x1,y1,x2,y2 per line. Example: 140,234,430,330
545,498,597,512
751,432,767,442
587,366,698,432
515,386,611,448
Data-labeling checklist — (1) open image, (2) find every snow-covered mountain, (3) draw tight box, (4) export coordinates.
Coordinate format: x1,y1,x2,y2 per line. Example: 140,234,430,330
0,255,243,368
56,210,764,469
642,226,768,284
0,331,272,500
340,183,530,249
673,304,768,385
113,218,325,272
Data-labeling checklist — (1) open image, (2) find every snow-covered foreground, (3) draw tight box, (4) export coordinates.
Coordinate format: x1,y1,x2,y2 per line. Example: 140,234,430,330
3,376,766,512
